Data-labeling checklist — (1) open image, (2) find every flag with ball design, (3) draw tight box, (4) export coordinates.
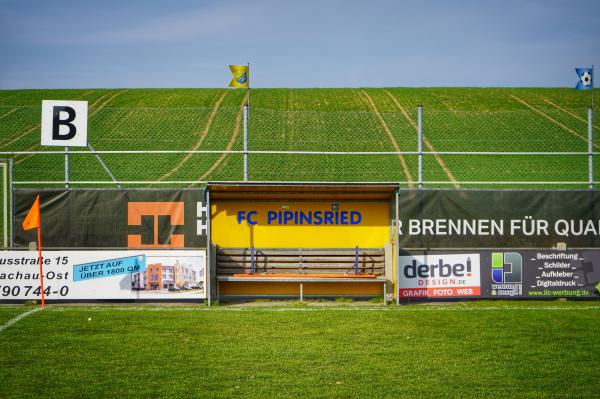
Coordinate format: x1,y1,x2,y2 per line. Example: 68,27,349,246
575,67,593,90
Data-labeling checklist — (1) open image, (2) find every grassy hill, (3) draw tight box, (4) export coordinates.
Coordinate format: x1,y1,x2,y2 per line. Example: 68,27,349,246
0,88,596,186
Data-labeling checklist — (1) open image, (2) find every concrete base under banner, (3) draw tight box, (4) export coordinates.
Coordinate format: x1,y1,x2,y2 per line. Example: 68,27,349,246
217,277,386,300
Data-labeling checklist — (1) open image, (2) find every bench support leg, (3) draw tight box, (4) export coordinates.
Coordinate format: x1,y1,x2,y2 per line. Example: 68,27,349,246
300,282,304,302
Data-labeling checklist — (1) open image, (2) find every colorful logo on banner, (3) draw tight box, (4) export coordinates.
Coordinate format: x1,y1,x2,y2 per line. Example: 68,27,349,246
127,202,185,248
73,255,146,281
491,252,523,296
398,254,481,298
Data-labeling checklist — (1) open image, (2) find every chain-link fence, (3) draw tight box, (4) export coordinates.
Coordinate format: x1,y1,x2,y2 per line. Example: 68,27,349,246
0,104,596,187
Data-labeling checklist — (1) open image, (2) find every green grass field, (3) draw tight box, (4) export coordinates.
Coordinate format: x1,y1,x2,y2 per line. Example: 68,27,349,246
0,301,599,398
0,88,598,186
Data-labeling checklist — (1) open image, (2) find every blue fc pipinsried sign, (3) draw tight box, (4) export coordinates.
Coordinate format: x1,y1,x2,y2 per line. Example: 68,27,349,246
73,255,146,282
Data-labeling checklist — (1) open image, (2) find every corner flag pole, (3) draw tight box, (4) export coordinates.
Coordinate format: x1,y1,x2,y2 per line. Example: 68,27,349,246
23,195,45,308
37,221,45,308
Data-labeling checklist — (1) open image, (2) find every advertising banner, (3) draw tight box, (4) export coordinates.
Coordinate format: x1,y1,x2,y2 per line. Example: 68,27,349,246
398,250,600,299
13,189,208,248
0,250,206,300
398,190,600,248
398,253,481,298
212,200,390,248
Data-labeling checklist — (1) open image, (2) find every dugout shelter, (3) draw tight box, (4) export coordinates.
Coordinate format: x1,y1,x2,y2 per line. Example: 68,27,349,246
206,182,398,301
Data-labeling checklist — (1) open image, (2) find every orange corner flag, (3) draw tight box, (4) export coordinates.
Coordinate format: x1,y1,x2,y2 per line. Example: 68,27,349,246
22,194,45,308
23,195,41,231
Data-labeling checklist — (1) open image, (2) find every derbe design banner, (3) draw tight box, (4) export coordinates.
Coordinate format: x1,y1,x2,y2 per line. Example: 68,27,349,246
398,253,481,298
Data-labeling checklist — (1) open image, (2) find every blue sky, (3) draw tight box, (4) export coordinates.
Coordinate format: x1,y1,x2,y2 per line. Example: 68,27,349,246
1,0,598,89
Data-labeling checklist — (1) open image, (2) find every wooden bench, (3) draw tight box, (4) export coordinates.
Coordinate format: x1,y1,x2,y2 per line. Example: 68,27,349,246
216,247,387,300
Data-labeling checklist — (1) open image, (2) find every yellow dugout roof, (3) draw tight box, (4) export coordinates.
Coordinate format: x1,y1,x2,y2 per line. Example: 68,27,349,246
207,182,399,200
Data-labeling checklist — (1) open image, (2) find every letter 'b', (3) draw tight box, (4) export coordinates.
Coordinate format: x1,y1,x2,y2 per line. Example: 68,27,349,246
52,106,77,140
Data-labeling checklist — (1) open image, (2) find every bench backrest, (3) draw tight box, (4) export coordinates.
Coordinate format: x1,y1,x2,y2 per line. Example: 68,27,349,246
217,247,385,275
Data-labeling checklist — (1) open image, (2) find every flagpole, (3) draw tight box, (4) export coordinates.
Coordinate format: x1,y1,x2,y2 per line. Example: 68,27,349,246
247,62,250,108
592,65,595,111
37,220,45,308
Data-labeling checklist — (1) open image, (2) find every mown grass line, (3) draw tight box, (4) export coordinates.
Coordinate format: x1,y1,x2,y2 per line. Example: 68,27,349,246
0,303,598,398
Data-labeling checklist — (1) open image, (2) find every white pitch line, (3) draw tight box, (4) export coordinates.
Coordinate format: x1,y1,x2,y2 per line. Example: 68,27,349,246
0,307,41,332
43,305,600,313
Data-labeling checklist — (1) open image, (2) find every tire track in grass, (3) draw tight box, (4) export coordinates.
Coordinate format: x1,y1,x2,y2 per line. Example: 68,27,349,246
88,89,128,117
14,90,128,165
158,90,228,181
0,108,18,120
0,123,40,149
359,90,413,186
194,93,248,183
539,96,599,132
383,90,461,189
0,94,16,104
88,91,113,109
508,93,599,149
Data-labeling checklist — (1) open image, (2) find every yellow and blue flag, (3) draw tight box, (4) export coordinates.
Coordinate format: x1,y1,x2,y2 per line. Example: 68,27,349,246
229,65,249,88
575,67,593,90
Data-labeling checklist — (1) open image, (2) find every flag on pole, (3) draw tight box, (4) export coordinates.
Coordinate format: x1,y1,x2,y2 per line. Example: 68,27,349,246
229,65,249,88
575,67,593,90
23,195,41,231
22,195,45,308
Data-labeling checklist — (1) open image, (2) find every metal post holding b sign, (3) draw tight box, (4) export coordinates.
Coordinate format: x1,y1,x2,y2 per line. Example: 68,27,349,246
41,100,88,188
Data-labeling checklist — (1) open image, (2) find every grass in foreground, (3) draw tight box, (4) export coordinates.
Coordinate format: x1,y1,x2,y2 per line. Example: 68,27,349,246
0,301,599,398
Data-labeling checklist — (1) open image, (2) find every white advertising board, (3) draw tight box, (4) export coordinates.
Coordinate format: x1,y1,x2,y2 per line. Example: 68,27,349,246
0,250,206,300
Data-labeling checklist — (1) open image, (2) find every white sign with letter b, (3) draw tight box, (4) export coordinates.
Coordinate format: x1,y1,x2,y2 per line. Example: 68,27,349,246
41,100,88,147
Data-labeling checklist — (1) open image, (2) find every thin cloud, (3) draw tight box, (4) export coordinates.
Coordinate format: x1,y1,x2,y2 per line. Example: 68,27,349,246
1,2,268,46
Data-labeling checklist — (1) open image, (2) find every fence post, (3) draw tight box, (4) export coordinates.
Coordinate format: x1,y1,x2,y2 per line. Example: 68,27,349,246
9,158,13,247
589,106,594,189
243,104,249,182
417,105,423,188
65,147,70,189
2,160,7,248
